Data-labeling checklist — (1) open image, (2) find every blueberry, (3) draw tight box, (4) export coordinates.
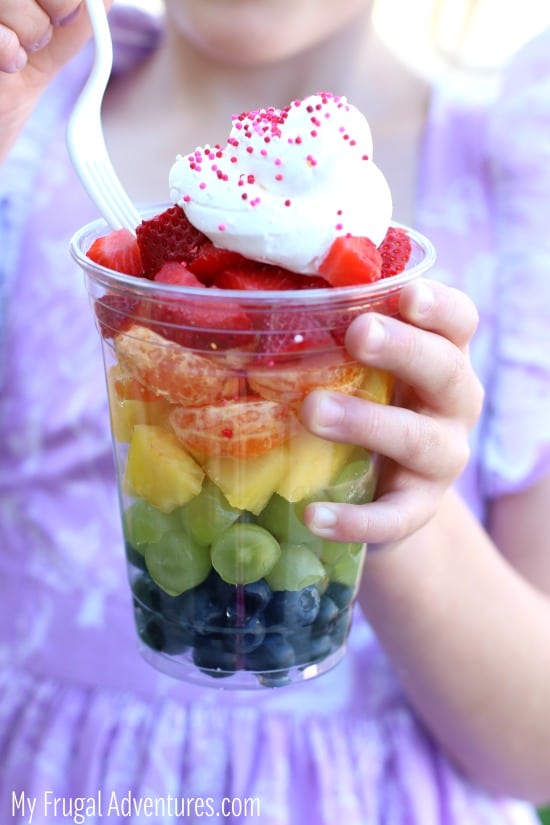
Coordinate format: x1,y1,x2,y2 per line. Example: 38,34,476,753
192,636,238,677
325,581,355,609
126,541,147,572
223,614,266,654
265,585,321,628
243,579,273,614
132,572,165,613
137,615,191,654
215,575,273,619
174,585,227,636
245,633,296,672
328,607,351,646
313,594,340,632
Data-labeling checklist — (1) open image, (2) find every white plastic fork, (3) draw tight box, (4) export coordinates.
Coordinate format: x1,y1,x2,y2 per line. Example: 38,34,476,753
66,0,142,233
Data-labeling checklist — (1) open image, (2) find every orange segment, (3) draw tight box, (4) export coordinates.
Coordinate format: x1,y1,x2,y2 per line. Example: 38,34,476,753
114,325,241,406
108,363,160,402
247,354,365,408
170,397,297,458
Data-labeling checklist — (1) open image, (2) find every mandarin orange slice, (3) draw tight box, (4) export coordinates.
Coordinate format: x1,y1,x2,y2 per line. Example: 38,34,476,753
247,354,365,408
114,325,241,406
108,363,160,402
170,396,297,458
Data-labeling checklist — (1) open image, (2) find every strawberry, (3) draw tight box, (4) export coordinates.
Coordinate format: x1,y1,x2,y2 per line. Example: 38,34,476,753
136,205,209,277
95,294,140,339
256,311,334,362
153,261,202,287
87,228,144,277
188,242,250,283
379,227,412,278
214,265,304,292
139,280,252,351
318,236,382,287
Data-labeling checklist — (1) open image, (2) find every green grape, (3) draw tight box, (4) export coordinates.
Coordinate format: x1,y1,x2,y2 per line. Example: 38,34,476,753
182,479,241,546
123,499,184,549
144,531,211,595
211,523,281,585
257,493,321,549
265,543,326,592
328,458,376,504
328,543,366,587
319,539,363,566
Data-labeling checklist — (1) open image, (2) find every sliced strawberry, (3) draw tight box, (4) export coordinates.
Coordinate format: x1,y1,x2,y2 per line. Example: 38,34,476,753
256,311,334,363
214,265,304,292
154,261,203,287
95,294,140,339
136,205,209,277
139,286,252,352
299,274,332,289
87,228,144,277
379,227,412,278
319,236,382,287
188,242,250,283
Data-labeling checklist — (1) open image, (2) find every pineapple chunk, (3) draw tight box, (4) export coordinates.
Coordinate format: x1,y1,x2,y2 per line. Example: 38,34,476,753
125,424,204,512
276,428,355,502
110,398,172,443
355,367,394,404
204,444,289,515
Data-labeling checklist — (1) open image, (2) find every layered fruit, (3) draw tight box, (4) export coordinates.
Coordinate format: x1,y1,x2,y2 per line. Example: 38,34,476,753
85,93,414,687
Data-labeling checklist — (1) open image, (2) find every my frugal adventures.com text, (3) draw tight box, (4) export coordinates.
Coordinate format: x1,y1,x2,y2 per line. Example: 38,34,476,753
12,789,262,823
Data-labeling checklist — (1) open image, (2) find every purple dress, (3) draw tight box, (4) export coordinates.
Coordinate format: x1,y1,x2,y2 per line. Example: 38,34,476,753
0,10,549,823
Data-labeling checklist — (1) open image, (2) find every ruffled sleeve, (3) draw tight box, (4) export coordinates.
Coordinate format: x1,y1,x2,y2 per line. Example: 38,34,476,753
481,27,550,497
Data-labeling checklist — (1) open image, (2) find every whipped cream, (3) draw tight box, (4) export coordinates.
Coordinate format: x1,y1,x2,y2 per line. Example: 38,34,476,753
169,93,392,274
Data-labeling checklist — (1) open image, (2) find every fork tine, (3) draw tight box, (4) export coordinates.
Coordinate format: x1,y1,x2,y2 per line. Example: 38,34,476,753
92,158,141,229
66,0,140,233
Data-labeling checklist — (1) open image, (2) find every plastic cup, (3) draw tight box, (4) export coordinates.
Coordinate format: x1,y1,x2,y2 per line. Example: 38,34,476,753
71,211,435,689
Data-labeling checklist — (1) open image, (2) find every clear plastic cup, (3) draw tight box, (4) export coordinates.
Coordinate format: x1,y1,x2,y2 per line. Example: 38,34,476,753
71,211,435,689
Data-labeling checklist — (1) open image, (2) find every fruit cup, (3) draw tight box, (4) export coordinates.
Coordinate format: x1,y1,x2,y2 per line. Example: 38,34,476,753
71,212,435,689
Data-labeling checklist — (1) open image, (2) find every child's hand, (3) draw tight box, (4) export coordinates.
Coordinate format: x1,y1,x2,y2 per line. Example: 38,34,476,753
0,0,112,78
0,2,112,160
300,278,484,545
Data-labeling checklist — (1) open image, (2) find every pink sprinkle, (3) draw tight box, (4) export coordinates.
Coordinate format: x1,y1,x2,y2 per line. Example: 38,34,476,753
199,182,207,190
183,195,191,203
246,146,254,154
284,199,291,207
335,223,343,231
275,173,283,181
218,224,227,231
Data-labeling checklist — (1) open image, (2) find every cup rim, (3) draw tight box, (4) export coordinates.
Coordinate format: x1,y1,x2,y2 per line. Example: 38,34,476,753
70,204,436,307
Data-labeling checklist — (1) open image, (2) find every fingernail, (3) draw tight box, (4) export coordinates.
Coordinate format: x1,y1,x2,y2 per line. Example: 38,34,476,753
54,4,83,26
411,281,434,316
364,316,385,351
314,394,343,429
28,26,53,51
310,505,338,532
8,47,28,72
